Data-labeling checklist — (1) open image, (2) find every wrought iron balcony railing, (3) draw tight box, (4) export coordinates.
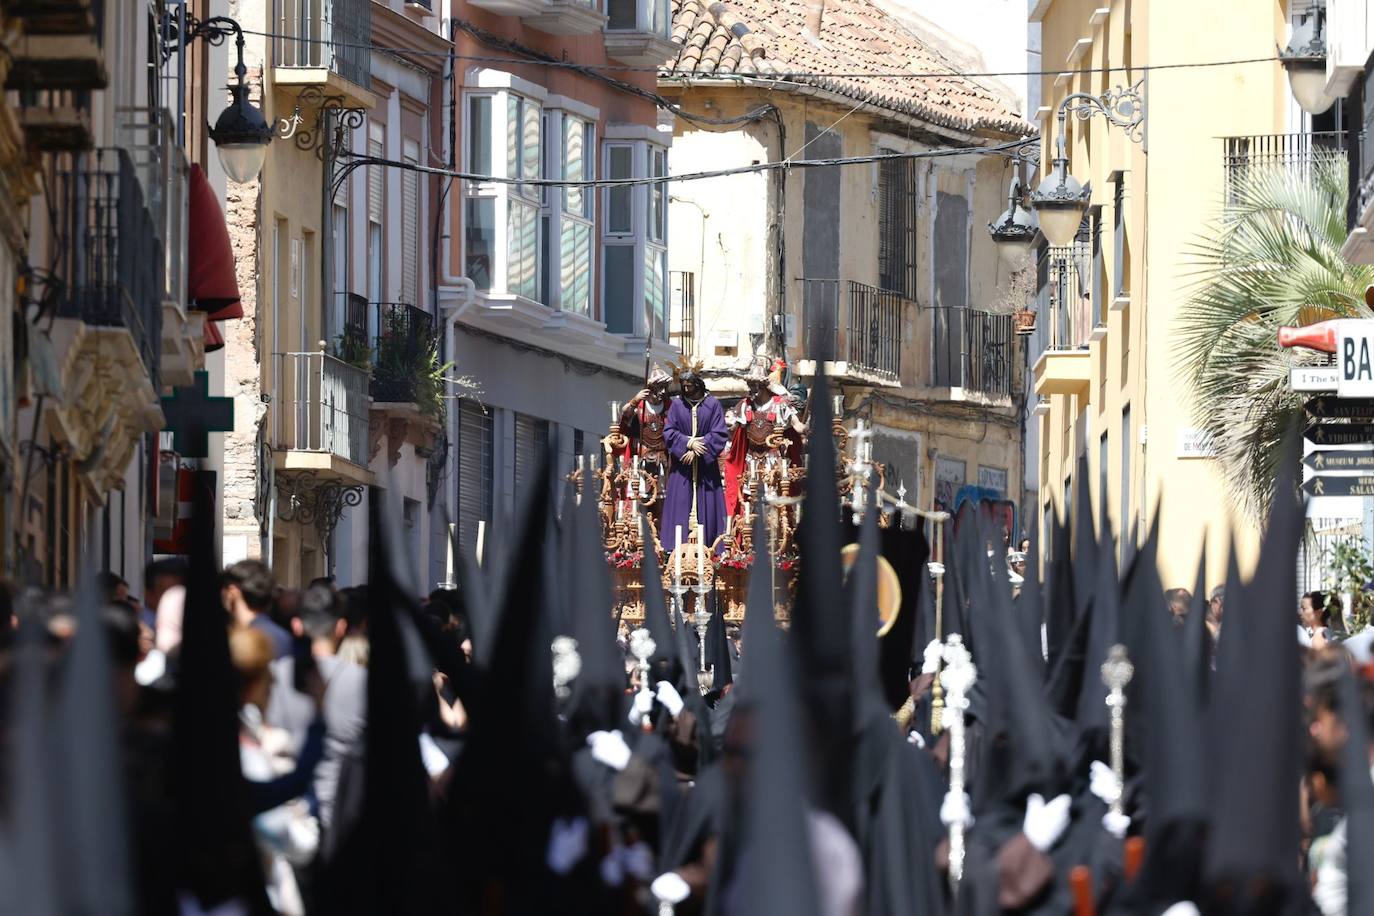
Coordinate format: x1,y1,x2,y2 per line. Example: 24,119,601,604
801,279,903,383
370,301,437,404
1223,131,1345,206
275,0,371,90
274,350,370,466
53,147,164,391
930,307,1013,396
1036,239,1095,352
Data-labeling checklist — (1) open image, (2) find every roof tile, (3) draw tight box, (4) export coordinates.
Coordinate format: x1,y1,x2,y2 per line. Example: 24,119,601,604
664,0,1032,136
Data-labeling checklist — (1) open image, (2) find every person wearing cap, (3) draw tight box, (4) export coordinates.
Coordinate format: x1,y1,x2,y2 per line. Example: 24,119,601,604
619,365,672,473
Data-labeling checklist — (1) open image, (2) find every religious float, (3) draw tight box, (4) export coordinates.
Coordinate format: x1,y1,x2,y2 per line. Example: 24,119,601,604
569,356,945,646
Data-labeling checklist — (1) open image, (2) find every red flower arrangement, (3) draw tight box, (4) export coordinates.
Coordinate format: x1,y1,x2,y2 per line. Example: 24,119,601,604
607,549,643,570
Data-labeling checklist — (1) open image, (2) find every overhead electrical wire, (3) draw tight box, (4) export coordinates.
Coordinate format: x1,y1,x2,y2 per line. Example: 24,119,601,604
239,25,1280,81
330,136,1037,198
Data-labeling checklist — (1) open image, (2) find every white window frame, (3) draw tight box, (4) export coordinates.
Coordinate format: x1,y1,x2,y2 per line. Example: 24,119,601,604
599,128,669,339
542,100,598,318
462,70,549,304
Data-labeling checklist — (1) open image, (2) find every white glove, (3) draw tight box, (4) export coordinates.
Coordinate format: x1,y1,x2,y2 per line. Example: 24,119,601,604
628,688,655,727
907,730,926,748
655,680,685,717
588,730,633,772
621,841,654,880
418,732,451,778
1160,904,1200,916
1089,760,1121,806
546,817,589,875
1023,793,1072,853
940,791,974,829
921,639,944,675
1101,810,1130,840
134,649,166,686
651,871,692,904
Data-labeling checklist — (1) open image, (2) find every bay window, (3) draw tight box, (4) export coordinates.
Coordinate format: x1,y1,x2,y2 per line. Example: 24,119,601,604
463,72,546,303
602,133,669,339
542,105,596,316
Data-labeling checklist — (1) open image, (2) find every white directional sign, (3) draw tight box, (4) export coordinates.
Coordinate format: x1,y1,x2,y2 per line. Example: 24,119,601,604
1339,320,1374,397
1291,366,1339,392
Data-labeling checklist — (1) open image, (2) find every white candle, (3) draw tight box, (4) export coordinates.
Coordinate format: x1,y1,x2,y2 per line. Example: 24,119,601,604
445,522,455,585
675,526,683,579
610,400,620,422
476,520,486,568
618,501,625,521
697,527,705,578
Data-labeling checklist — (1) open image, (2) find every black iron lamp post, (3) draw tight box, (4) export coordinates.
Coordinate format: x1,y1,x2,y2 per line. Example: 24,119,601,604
168,15,275,183
987,175,1038,267
1030,83,1145,247
1280,1,1333,116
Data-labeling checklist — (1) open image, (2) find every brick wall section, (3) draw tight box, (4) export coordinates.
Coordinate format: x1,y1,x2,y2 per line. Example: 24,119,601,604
220,68,265,558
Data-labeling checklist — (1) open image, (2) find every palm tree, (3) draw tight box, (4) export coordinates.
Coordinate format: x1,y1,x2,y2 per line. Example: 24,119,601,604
1178,154,1374,520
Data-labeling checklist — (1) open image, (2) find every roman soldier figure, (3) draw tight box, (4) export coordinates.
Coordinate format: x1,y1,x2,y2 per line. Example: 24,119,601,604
722,359,808,519
619,365,672,472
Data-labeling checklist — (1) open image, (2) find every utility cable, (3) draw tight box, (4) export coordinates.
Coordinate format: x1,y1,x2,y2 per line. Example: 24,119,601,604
240,26,1280,80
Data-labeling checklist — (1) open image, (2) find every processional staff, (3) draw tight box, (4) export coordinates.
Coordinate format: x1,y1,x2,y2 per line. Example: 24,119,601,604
1101,644,1134,818
939,634,977,894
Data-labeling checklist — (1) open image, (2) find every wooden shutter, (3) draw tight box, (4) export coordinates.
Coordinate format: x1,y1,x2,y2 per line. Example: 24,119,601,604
458,401,493,554
402,139,420,306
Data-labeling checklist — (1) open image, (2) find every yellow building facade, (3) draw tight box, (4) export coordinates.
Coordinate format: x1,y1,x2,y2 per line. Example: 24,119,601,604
1031,0,1298,586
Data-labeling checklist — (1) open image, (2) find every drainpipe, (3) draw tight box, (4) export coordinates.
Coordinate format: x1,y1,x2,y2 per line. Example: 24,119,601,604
442,276,479,536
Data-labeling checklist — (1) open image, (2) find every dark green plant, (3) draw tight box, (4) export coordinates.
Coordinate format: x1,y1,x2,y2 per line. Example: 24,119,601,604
373,308,449,421
333,332,371,371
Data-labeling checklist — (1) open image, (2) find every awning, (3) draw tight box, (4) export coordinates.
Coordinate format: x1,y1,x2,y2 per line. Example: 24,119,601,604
203,319,225,353
187,163,244,322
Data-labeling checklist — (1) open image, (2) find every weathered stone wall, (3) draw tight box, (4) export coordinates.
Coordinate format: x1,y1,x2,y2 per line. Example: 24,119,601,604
220,66,265,563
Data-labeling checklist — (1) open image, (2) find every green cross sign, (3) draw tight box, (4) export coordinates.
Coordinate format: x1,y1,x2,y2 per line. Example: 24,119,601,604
161,371,234,458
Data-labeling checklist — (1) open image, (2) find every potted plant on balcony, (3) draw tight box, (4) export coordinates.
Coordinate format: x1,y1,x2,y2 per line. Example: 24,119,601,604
372,308,453,425
990,258,1037,336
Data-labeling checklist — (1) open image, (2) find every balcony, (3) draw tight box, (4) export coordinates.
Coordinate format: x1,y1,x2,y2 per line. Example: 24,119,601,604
273,349,372,481
523,0,608,35
1032,242,1093,399
5,0,105,91
47,148,166,491
930,307,1014,399
798,279,904,386
369,302,438,406
604,0,677,65
274,0,372,104
1224,131,1345,206
118,106,198,387
1346,48,1374,261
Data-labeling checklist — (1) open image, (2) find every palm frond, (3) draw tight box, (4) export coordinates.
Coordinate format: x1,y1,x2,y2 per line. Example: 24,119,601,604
1177,155,1374,519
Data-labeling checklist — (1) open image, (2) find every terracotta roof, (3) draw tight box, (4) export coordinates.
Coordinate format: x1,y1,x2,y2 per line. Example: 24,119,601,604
665,0,1033,137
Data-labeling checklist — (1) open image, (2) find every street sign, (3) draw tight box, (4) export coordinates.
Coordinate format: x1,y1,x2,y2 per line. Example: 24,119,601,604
1305,396,1374,419
1292,366,1339,392
1304,448,1374,471
1339,320,1374,397
1305,423,1374,445
1302,475,1374,497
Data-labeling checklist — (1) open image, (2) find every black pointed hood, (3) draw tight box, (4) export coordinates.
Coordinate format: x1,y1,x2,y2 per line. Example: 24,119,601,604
737,516,822,916
1073,526,1121,735
848,502,885,719
563,481,622,737
1070,454,1097,626
1016,516,1045,678
322,489,442,913
1043,505,1077,669
445,446,581,911
170,473,268,912
1203,444,1304,899
639,516,681,679
872,515,930,711
1180,552,1211,703
53,582,132,914
8,616,59,916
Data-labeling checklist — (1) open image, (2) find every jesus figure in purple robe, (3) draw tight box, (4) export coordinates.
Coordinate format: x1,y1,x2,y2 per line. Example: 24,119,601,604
661,365,728,553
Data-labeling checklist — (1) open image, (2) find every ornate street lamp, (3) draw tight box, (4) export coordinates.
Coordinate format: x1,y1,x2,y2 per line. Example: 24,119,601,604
167,15,275,183
987,175,1038,267
1030,83,1145,247
1279,2,1333,115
